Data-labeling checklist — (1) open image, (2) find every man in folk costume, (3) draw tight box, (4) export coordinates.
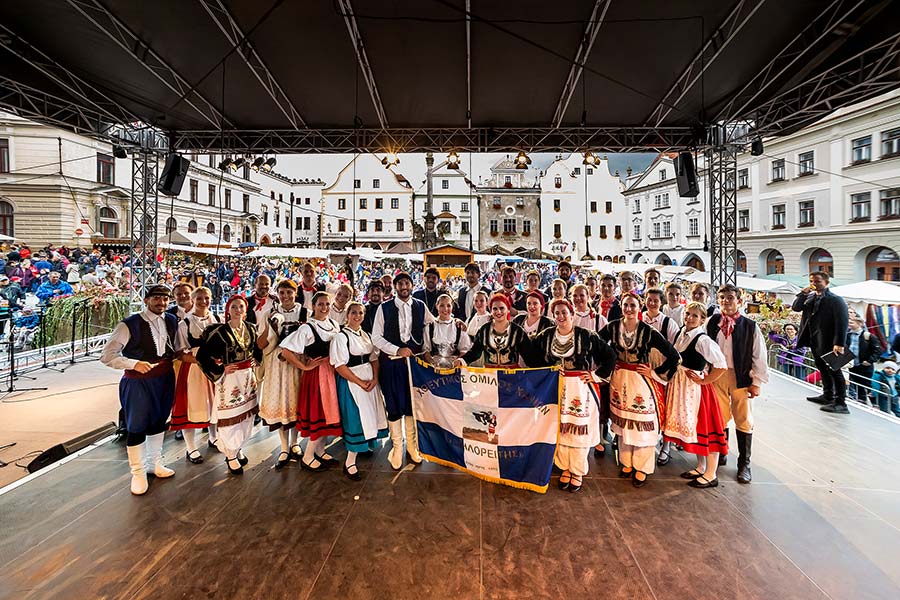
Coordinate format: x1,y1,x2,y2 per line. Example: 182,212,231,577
597,274,620,322
453,262,490,321
100,284,178,495
244,274,278,327
707,284,768,484
544,261,573,298
362,279,384,334
166,281,194,321
299,262,326,311
372,272,436,469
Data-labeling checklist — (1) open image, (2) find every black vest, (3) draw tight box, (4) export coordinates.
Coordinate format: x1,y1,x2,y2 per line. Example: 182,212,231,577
380,298,425,353
304,321,334,359
707,314,756,388
679,331,709,371
122,313,177,361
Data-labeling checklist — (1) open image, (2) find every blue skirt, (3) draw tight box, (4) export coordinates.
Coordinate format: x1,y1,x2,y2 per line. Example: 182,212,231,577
336,376,388,452
379,357,412,420
119,370,176,433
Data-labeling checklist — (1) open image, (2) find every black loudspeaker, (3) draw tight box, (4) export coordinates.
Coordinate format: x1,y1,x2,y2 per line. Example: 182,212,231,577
26,422,118,473
157,153,190,196
674,151,700,198
751,139,764,156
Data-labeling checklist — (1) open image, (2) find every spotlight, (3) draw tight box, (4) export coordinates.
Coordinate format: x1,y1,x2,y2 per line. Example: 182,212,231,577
514,151,531,170
447,150,461,169
381,153,400,168
250,157,265,171
218,157,234,171
582,151,598,167
112,145,127,159
262,157,277,171
232,157,246,171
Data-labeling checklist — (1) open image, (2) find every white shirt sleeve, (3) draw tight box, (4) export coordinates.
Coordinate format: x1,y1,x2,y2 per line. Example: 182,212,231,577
422,323,433,354
423,305,436,326
330,332,350,368
750,324,769,386
100,322,139,370
457,330,473,355
371,304,399,356
280,324,312,354
696,335,728,369
666,319,680,344
595,313,608,330
175,320,189,354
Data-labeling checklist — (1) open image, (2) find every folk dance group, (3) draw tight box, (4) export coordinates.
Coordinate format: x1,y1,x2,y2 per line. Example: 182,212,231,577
102,261,767,497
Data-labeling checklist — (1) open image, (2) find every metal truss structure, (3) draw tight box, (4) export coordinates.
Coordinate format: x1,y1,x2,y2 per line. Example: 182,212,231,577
130,151,160,312
706,143,739,288
338,0,388,129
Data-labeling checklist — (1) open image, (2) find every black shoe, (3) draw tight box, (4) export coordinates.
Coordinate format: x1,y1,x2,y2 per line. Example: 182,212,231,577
593,445,605,458
208,439,220,452
186,449,204,464
343,463,362,481
225,457,243,475
274,451,290,470
632,472,648,488
289,444,303,461
680,469,703,479
718,454,727,466
656,451,670,466
618,467,633,479
174,430,184,441
237,452,248,467
301,457,327,472
806,395,828,405
254,415,261,426
315,453,339,466
821,402,850,414
688,476,719,489
568,476,583,493
737,462,752,484
558,473,571,490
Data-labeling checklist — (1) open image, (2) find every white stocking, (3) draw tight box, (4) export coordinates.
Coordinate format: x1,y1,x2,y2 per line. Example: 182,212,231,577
208,423,219,443
694,455,707,473
345,450,358,472
278,429,290,453
704,452,720,480
288,429,298,447
183,429,198,453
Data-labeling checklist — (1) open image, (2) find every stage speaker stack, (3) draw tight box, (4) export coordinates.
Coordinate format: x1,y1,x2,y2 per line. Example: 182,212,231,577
26,422,118,473
674,151,700,198
157,153,190,196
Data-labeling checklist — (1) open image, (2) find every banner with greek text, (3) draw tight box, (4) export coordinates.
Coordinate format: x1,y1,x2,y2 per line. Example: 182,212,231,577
409,359,560,493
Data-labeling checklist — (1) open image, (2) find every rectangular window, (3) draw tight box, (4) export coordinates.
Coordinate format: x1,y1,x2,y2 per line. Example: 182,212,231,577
586,168,593,175
338,198,346,210
772,158,785,181
461,221,470,234
615,225,622,239
738,168,749,189
574,168,581,176
338,219,346,232
554,176,562,188
396,219,404,231
882,128,900,158
599,225,607,238
798,151,815,176
653,193,670,209
375,219,383,232
516,196,524,207
504,176,512,185
271,191,275,199
523,220,532,235
359,219,367,232
851,192,871,221
688,218,699,237
503,218,516,234
243,193,250,213
305,198,310,205
208,155,215,168
461,202,469,212
354,179,361,189
438,222,451,236
554,224,562,238
224,189,231,209
880,188,900,219
584,225,592,237
375,198,383,210
278,193,283,202
492,197,501,209
274,210,280,227
633,224,641,240
662,221,671,238
553,198,560,211
1,139,10,172
190,179,198,203
262,207,269,225
590,201,597,213
391,198,399,209
442,202,451,212
799,200,815,226
96,153,115,184
739,209,750,231
653,222,661,238
359,198,367,210
852,136,872,164
304,216,311,229
208,184,216,206
772,204,786,228
490,219,499,234
633,198,641,213
441,179,449,190
296,216,303,229
659,169,667,181
605,201,613,214
373,179,380,189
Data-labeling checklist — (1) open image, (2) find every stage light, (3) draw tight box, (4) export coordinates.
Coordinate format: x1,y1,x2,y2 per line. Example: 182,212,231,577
232,157,246,171
218,157,234,171
447,150,461,169
582,151,598,167
514,151,531,170
262,157,277,171
250,157,265,171
381,153,400,168
112,145,127,159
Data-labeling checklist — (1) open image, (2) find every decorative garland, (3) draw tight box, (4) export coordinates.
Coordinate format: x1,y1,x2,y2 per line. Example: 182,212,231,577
34,290,130,348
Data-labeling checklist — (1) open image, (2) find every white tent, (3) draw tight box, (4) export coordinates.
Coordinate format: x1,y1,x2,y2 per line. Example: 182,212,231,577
158,231,236,248
679,270,801,294
830,280,900,306
246,247,331,260
158,242,239,257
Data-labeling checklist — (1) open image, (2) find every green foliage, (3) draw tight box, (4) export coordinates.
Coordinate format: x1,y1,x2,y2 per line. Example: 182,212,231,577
34,291,130,347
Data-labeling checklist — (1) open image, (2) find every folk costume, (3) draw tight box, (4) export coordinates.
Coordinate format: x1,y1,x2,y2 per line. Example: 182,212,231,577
598,320,679,476
101,305,179,494
331,327,388,453
642,311,679,344
423,319,473,369
299,281,326,311
466,310,492,340
460,320,530,368
258,304,307,430
662,303,685,327
525,327,616,478
512,313,554,338
573,308,608,333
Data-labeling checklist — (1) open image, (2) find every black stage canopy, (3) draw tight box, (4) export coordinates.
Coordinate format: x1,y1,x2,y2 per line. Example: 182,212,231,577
1,0,899,152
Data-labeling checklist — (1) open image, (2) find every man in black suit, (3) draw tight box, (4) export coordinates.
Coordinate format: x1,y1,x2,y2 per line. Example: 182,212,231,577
792,271,850,413
543,260,573,298
413,267,445,315
453,262,489,321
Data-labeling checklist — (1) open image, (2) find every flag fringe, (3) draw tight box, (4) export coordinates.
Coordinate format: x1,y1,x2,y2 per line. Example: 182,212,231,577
421,453,549,494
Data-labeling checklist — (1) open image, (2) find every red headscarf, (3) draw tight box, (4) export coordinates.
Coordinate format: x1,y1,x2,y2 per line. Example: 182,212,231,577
224,294,249,319
489,292,513,319
525,290,546,312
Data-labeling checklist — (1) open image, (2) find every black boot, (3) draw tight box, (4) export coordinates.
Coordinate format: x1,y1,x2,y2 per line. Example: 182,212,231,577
735,431,752,484
821,401,850,414
806,395,828,405
718,428,729,466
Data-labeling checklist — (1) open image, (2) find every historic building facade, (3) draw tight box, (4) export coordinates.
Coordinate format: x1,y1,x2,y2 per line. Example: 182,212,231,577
475,157,541,255
412,162,479,250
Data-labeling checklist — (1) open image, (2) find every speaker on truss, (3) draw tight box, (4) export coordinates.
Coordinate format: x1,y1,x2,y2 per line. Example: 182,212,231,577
674,151,700,198
751,138,764,156
26,422,118,473
157,153,190,196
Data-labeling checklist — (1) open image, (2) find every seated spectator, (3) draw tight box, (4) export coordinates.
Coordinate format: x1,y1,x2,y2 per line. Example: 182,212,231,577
872,361,900,418
36,271,74,303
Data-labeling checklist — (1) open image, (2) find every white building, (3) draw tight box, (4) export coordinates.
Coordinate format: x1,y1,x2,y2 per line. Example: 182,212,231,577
540,153,628,261
476,158,541,255
736,90,900,283
413,162,479,250
623,152,710,270
320,154,414,252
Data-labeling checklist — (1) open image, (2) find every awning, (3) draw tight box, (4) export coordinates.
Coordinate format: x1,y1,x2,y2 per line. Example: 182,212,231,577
246,247,331,260
158,231,236,248
158,243,239,257
830,280,900,306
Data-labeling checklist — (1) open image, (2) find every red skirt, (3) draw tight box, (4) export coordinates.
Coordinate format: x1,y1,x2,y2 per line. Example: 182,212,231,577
296,365,342,440
169,362,210,430
667,383,728,456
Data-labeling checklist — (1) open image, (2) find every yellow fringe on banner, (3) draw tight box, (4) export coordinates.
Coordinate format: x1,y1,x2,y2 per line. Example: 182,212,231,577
421,453,549,494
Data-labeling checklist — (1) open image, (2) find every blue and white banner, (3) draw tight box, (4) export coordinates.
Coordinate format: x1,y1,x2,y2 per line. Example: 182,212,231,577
409,359,560,493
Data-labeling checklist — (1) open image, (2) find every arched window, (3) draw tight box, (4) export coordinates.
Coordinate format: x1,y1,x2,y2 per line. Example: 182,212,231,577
165,217,177,234
0,200,13,237
604,255,613,262
866,247,900,281
619,255,626,263
684,255,705,271
809,248,833,275
222,224,231,242
766,250,784,275
206,222,216,235
243,225,252,243
188,220,197,233
657,253,672,265
99,206,118,238
736,250,747,272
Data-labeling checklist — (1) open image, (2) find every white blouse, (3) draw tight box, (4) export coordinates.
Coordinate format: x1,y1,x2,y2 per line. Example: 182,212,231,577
330,327,376,368
280,318,339,354
466,312,491,337
643,311,680,343
328,305,349,326
573,310,607,332
424,320,473,356
674,326,727,370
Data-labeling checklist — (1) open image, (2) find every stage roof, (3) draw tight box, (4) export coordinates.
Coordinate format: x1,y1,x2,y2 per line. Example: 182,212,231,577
1,0,899,153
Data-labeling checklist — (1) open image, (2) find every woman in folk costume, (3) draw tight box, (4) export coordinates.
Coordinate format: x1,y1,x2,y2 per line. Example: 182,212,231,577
465,290,492,339
569,283,608,332
328,283,353,326
512,291,554,338
258,279,307,469
545,278,568,317
457,293,530,368
170,286,220,464
331,302,388,481
280,291,342,472
663,302,729,488
423,294,473,369
641,287,681,467
524,298,616,493
597,292,680,487
196,295,263,475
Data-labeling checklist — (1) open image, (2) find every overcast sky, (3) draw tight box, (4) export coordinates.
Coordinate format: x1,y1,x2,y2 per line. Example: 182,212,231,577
276,152,657,188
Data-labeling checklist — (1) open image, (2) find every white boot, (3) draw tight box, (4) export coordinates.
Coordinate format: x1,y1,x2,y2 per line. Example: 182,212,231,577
145,433,175,478
403,416,423,464
126,444,149,495
388,419,404,470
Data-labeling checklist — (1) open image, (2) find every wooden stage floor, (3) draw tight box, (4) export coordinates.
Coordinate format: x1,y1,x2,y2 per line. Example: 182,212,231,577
1,374,899,600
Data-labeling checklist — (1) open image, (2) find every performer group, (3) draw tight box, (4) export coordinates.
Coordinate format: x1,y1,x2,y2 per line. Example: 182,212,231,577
101,260,768,496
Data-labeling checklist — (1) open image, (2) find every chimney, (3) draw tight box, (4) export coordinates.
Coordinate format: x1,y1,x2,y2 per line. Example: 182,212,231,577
626,166,632,176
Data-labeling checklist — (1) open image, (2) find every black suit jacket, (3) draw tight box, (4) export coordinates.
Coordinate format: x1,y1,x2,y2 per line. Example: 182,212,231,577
453,285,490,321
792,289,849,354
846,329,885,364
